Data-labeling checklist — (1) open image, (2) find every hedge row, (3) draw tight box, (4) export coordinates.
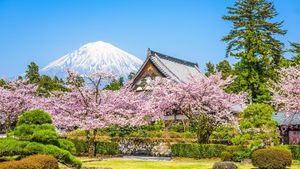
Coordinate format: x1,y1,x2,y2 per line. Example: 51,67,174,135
0,154,59,169
0,139,81,168
70,139,120,156
171,144,226,158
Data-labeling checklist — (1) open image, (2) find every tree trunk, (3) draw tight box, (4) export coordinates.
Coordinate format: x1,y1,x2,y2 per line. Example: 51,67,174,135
86,129,96,157
195,114,215,144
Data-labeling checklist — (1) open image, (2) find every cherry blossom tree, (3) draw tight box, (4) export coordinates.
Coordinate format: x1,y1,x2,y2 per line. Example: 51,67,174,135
0,80,38,132
147,73,245,143
42,71,146,157
270,65,300,113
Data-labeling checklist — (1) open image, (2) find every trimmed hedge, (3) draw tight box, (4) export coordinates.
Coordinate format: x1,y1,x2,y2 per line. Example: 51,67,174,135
252,148,292,169
70,139,120,156
0,154,59,169
17,109,52,125
171,144,226,158
221,145,251,162
0,139,81,169
96,141,120,155
58,139,76,155
289,145,300,160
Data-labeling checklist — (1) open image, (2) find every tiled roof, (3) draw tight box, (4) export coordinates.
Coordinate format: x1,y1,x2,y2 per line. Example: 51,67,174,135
272,112,300,125
145,49,205,83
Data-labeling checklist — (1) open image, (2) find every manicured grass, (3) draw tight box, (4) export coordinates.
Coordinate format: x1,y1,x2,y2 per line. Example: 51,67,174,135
82,158,300,169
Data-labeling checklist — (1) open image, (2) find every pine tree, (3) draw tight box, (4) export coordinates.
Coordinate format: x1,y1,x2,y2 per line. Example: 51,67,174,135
216,60,233,79
223,0,286,103
289,42,300,65
205,61,216,77
25,62,40,84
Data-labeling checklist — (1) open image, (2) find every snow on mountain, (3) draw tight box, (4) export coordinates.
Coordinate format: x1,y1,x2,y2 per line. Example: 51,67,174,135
41,41,143,79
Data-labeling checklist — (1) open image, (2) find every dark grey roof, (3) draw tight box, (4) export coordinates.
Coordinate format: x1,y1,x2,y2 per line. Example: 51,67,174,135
272,112,300,125
134,49,204,83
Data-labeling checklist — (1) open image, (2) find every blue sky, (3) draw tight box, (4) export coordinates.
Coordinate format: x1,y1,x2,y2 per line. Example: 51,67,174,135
0,0,300,78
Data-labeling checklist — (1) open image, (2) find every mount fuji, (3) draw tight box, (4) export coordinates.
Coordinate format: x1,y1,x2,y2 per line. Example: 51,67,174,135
41,41,143,79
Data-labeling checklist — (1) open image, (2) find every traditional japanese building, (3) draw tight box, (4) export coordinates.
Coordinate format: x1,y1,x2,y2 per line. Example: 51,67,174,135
272,112,300,144
132,48,205,91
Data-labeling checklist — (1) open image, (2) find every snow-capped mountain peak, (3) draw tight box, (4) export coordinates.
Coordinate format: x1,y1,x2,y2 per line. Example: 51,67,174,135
41,41,143,78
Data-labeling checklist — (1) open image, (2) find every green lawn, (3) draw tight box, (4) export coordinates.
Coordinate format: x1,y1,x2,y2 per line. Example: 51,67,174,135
81,158,300,169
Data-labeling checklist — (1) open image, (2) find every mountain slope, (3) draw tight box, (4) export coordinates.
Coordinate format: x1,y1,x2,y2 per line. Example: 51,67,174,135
41,41,143,78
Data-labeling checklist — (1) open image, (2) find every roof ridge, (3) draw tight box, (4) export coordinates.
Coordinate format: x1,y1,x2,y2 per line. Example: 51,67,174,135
148,49,198,67
152,54,182,82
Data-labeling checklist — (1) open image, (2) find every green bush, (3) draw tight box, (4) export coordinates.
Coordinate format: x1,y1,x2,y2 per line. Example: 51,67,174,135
252,148,292,169
31,130,59,145
58,139,76,155
24,142,82,168
17,109,52,125
96,142,120,155
221,146,251,162
0,139,28,156
288,145,300,160
171,144,226,158
69,139,88,155
0,154,59,169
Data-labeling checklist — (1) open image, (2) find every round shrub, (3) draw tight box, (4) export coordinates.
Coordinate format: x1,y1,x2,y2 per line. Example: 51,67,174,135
58,139,76,155
0,154,59,169
17,109,52,125
213,162,237,169
252,148,292,169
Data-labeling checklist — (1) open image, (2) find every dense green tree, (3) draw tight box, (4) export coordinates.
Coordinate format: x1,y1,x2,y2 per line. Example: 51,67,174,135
104,77,124,91
231,103,279,149
223,0,286,103
38,75,67,97
0,79,6,87
289,42,300,65
216,60,233,79
205,61,216,77
25,62,40,83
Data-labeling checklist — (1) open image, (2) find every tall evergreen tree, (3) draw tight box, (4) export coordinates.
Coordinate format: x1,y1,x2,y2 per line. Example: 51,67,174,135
25,62,40,84
223,0,286,103
289,42,300,65
205,61,216,77
216,60,233,79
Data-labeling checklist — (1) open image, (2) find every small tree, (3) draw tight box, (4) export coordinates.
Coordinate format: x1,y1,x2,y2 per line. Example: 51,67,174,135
25,62,40,84
231,103,279,149
205,61,216,77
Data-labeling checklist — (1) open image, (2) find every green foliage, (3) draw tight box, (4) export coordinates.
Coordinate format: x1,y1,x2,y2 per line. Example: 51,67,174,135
223,0,287,102
289,42,300,66
70,139,119,156
216,60,233,79
96,142,120,155
26,62,40,84
231,103,279,149
252,148,292,169
24,142,81,168
37,75,67,97
0,78,7,87
288,145,300,160
171,144,226,158
1,109,82,168
205,61,216,77
210,124,237,141
58,139,76,155
221,146,251,162
17,109,52,125
31,130,59,145
0,154,59,169
69,139,88,155
0,138,28,156
104,77,124,91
